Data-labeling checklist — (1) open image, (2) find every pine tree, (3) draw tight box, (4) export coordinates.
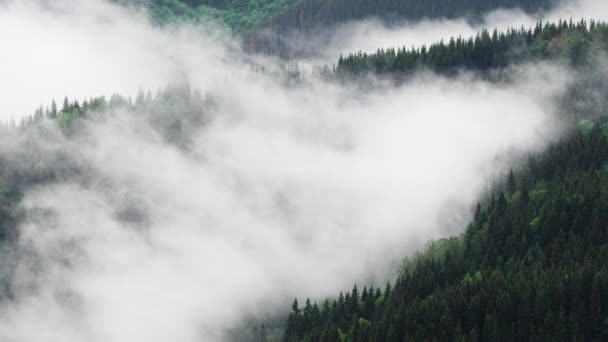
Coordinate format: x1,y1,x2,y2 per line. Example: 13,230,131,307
62,96,69,113
50,99,58,119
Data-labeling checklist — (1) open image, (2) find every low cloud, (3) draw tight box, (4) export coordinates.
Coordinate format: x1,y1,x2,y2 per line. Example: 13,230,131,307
317,0,608,62
0,0,582,341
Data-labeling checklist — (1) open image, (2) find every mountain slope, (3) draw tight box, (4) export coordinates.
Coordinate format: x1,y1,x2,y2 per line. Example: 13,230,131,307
335,19,603,76
280,17,608,342
283,116,608,341
128,0,301,32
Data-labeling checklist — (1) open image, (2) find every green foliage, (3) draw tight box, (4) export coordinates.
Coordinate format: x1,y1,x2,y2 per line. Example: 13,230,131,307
461,271,483,287
529,216,541,231
601,122,608,138
528,184,547,201
284,117,608,341
142,0,300,32
335,19,605,76
580,119,596,137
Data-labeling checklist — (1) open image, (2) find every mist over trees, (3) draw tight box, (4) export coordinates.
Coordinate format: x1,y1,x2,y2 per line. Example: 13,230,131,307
279,17,608,341
284,117,608,341
243,0,556,56
332,19,608,123
1,0,608,341
0,83,208,246
336,19,603,76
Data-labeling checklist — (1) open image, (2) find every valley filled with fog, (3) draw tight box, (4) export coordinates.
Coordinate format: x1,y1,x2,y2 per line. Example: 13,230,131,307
0,0,607,341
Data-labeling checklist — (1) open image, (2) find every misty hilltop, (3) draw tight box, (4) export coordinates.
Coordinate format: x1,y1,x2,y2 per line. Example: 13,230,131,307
120,0,300,31
1,0,608,341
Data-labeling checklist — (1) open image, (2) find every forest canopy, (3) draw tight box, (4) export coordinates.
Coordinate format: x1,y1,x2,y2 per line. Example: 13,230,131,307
2,1,608,341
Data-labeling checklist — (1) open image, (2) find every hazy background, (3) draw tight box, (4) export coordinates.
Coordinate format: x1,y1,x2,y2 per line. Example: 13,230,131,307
1,0,606,119
317,0,608,61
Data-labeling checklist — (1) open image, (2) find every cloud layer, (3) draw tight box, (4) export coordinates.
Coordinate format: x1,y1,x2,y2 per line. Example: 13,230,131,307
0,0,587,341
317,0,608,62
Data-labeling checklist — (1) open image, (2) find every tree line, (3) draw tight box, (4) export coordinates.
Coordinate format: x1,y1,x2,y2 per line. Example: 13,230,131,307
280,18,608,342
121,0,300,32
335,19,605,76
283,116,608,341
244,0,555,56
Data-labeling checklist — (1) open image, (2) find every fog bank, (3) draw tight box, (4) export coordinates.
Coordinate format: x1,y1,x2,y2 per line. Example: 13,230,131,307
0,0,578,341
318,0,608,62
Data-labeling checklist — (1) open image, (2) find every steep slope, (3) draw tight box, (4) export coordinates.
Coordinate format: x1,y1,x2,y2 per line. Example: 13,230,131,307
283,117,608,341
279,18,608,342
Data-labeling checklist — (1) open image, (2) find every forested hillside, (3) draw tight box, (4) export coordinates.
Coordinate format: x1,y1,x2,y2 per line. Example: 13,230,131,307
4,1,608,340
0,85,208,281
336,19,604,76
244,0,555,56
278,17,608,342
126,0,300,32
283,114,608,342
126,0,560,57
